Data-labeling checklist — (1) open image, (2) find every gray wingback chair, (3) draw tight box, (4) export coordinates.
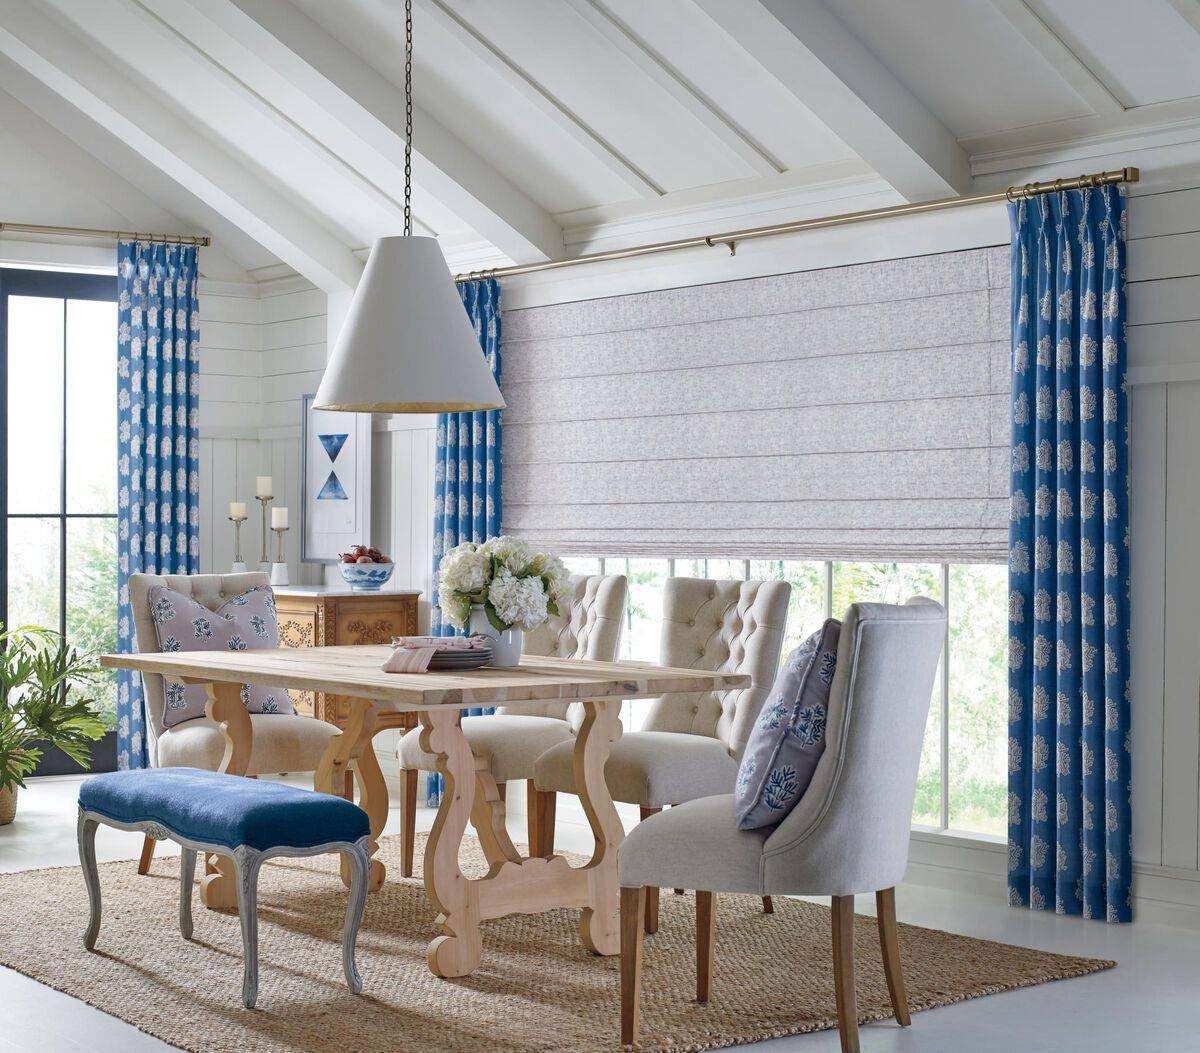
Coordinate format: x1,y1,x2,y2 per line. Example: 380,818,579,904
534,576,790,930
129,572,340,872
617,598,947,1053
395,573,627,876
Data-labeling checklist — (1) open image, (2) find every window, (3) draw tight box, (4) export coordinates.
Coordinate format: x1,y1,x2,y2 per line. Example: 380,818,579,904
574,555,1007,837
1,269,119,744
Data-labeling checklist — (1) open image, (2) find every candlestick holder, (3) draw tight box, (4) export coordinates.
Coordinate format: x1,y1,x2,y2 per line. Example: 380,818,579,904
256,494,273,572
270,525,290,586
228,513,248,573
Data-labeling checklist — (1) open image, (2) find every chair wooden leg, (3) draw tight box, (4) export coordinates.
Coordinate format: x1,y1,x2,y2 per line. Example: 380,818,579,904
762,895,774,914
876,887,910,1026
342,767,355,801
639,807,662,933
620,886,646,1047
695,890,716,1003
831,895,860,1053
400,768,418,878
528,782,556,857
137,835,156,875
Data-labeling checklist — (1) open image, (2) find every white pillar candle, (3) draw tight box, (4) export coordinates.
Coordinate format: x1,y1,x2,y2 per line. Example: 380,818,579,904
256,476,273,497
271,506,289,529
229,501,247,519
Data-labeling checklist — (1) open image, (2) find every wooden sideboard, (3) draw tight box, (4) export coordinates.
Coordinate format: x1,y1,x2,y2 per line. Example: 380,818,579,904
273,586,421,734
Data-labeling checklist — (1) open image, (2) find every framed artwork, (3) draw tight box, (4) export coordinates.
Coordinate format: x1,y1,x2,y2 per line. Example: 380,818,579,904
300,393,372,564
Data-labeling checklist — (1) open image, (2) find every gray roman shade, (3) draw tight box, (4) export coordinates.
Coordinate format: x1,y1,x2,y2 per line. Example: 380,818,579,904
501,245,1010,562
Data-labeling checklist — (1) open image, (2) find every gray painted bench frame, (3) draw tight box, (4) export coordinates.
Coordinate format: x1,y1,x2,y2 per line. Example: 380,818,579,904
77,807,371,1008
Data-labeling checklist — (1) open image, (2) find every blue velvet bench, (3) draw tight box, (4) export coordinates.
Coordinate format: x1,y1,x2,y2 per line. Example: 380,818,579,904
77,767,372,1008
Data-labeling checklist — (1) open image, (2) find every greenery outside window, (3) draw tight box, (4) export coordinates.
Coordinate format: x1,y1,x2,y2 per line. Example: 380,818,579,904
1,268,118,768
562,554,1007,837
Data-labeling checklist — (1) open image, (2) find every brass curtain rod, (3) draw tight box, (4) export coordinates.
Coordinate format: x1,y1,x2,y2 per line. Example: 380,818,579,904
0,221,210,247
455,166,1139,282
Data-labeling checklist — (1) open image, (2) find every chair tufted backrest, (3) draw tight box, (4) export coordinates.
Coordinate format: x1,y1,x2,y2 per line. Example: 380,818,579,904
642,577,790,757
497,573,627,726
130,571,271,764
763,598,946,896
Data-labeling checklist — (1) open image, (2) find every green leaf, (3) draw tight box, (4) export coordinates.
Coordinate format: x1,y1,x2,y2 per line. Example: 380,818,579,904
484,602,508,634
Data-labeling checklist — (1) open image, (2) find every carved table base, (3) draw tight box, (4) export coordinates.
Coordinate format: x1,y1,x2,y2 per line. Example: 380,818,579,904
419,698,624,978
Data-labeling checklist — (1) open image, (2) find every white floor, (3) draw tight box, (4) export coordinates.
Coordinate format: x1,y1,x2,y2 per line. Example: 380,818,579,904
0,776,1189,1053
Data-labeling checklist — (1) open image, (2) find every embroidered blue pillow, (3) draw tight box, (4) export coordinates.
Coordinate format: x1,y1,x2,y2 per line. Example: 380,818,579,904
734,618,840,830
147,584,294,727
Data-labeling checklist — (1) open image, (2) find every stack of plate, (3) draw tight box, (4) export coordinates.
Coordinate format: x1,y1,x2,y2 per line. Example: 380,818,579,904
426,646,494,672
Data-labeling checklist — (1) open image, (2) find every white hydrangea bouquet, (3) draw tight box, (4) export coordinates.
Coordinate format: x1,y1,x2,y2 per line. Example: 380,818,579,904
438,536,570,665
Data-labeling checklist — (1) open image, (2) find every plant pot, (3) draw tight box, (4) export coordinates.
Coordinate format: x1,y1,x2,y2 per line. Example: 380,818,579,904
468,606,524,668
0,785,16,826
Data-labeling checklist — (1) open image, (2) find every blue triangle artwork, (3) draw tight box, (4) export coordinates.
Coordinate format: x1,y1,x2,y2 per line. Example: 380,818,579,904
316,432,350,501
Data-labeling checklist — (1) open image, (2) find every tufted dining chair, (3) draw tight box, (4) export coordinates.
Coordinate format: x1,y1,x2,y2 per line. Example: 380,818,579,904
395,573,627,876
129,572,341,875
534,576,790,931
617,599,947,1053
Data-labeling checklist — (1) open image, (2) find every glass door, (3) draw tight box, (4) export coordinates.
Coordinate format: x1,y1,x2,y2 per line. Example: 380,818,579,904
1,268,118,772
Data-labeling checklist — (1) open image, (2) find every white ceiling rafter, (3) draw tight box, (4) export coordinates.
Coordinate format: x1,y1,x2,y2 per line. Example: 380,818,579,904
218,0,563,264
134,0,439,242
560,0,783,179
417,0,663,200
0,0,363,291
989,0,1123,118
1167,0,1200,35
0,63,255,282
690,0,972,202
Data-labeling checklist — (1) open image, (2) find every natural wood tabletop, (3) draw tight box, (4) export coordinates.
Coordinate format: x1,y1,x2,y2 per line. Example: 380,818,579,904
100,647,750,711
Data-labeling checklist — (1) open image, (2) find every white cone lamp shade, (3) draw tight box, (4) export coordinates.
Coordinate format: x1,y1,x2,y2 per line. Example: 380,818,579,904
313,236,505,413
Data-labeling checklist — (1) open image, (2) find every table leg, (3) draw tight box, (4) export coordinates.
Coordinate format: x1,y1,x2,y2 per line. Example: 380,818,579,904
418,697,624,977
574,697,624,956
420,707,482,978
315,697,386,891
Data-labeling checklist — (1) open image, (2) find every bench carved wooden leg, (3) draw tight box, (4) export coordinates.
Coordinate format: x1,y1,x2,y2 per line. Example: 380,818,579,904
180,848,196,940
314,696,387,891
77,810,101,951
230,846,263,1009
341,839,371,994
420,707,482,978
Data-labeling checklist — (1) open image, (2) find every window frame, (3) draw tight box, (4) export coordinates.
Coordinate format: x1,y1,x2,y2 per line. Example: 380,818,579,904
585,555,1003,840
1,267,118,768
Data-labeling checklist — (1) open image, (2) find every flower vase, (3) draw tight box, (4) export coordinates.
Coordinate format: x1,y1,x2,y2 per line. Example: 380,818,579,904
468,606,523,668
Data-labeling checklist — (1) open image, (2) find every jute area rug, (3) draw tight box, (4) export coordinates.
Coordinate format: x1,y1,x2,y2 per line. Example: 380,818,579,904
0,832,1112,1053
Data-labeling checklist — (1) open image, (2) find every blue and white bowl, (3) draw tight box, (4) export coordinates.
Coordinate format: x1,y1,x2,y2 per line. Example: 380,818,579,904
339,561,395,591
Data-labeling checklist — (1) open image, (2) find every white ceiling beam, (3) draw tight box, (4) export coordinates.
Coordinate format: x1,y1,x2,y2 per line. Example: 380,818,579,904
0,67,253,282
0,0,363,291
691,0,972,201
563,0,782,178
202,0,563,264
989,0,1124,117
1167,0,1200,35
417,0,662,200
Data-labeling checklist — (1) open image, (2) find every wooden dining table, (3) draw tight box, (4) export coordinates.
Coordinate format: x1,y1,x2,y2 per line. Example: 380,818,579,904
101,646,749,978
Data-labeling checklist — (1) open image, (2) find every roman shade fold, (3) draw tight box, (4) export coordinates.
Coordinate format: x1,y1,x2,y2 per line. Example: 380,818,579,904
502,246,1011,562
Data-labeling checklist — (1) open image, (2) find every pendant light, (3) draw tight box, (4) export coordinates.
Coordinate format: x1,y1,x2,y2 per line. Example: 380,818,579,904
313,0,504,413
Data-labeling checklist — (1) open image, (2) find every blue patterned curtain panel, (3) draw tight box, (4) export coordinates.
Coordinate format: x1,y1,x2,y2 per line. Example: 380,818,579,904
115,241,201,770
1007,186,1131,922
427,277,502,804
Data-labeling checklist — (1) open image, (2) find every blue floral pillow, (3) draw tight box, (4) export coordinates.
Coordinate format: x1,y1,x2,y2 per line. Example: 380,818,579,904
734,618,840,830
148,584,293,727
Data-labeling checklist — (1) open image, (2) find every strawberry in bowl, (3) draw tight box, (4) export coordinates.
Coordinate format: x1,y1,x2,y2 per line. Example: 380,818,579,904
338,545,395,591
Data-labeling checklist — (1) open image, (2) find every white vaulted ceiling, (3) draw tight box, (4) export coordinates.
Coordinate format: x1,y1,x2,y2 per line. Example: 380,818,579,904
1,0,1198,288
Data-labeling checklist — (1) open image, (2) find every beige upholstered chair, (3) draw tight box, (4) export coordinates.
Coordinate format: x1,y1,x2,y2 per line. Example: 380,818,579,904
534,576,790,930
618,599,947,1053
129,572,341,872
395,573,627,876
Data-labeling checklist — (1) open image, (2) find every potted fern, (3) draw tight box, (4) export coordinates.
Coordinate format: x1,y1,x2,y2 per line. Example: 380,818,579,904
0,625,105,825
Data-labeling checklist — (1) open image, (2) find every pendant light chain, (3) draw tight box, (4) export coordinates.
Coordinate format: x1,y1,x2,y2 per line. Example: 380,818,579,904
404,0,413,237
